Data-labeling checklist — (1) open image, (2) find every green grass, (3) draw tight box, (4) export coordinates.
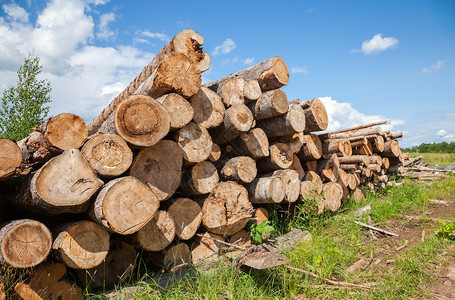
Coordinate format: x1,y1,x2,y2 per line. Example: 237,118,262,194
409,152,455,166
96,177,455,299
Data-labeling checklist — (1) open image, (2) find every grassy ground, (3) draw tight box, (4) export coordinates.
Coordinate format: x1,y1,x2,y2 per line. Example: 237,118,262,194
98,176,455,300
409,152,455,166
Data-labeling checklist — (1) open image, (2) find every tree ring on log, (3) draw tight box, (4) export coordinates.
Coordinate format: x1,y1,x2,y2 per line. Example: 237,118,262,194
45,113,88,150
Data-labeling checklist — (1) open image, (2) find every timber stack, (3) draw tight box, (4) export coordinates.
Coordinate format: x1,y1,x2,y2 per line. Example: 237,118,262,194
0,29,429,297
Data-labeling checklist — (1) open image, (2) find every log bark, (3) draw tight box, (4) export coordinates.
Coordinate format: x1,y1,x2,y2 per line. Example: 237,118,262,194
273,132,305,154
0,219,51,268
303,98,328,132
87,29,209,135
322,139,352,156
191,232,224,265
52,221,110,269
227,128,269,159
156,93,194,131
350,137,367,148
319,127,383,141
76,240,137,289
130,140,183,201
369,155,383,167
338,155,370,165
272,169,300,203
257,143,294,173
220,156,257,184
304,160,318,172
322,182,343,212
205,78,261,107
17,113,88,169
356,140,374,156
90,176,160,235
0,138,21,179
11,149,103,215
181,161,219,195
248,89,288,120
131,210,175,252
340,164,360,171
175,122,213,164
297,134,322,161
189,87,225,129
389,132,403,140
367,164,381,173
246,175,285,204
204,56,289,93
210,104,254,144
382,157,390,170
316,154,339,183
209,143,222,162
304,171,323,194
370,135,385,153
81,133,133,178
201,181,253,236
388,151,404,165
256,104,305,138
382,140,401,158
168,198,202,240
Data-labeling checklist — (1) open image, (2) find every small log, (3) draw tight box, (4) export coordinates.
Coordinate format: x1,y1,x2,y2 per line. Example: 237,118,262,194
208,143,221,162
370,135,385,153
168,198,202,240
389,151,404,165
302,98,328,132
175,122,213,164
356,140,374,156
191,232,224,264
204,56,289,93
338,155,370,165
0,219,51,268
202,181,253,236
131,210,175,252
257,143,294,173
352,188,366,204
367,164,381,173
362,168,372,178
304,171,323,194
228,128,269,159
325,121,387,135
248,89,288,120
52,221,110,269
256,104,305,138
297,134,322,161
337,171,350,202
369,155,383,167
156,93,194,131
220,156,257,184
272,169,300,203
322,139,352,156
322,182,343,212
76,240,137,289
90,176,160,235
273,132,305,154
340,164,360,172
130,140,183,201
209,77,246,106
316,154,339,183
14,283,42,300
389,132,403,140
387,164,403,174
81,133,133,178
374,175,389,183
289,154,305,180
243,80,262,102
300,180,316,201
181,161,219,195
382,140,401,158
253,207,269,224
210,104,254,144
246,175,285,204
350,137,367,148
189,87,225,129
0,138,21,179
319,127,383,141
163,243,191,270
348,173,358,190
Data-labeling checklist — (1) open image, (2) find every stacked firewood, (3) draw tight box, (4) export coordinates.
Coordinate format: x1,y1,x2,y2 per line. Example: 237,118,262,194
0,29,414,296
399,154,453,180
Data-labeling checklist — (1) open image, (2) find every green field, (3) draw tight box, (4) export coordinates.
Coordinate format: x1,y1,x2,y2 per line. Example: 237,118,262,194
409,152,455,166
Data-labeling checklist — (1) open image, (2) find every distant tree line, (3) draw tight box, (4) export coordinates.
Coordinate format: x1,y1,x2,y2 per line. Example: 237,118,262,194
402,141,455,153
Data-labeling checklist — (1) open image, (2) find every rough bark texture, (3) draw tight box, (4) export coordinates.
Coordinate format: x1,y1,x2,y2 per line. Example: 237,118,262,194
228,128,269,159
52,221,110,269
132,210,175,252
338,155,370,165
0,219,51,268
273,132,305,154
190,87,225,129
257,143,294,173
273,169,300,203
130,140,183,201
81,133,133,178
210,104,254,144
156,93,194,131
248,89,288,120
202,181,253,237
319,127,383,141
322,139,352,156
298,134,322,161
175,122,213,164
246,175,285,204
256,104,305,138
220,156,257,184
303,98,329,132
90,176,159,235
167,198,202,240
0,138,21,179
181,161,219,195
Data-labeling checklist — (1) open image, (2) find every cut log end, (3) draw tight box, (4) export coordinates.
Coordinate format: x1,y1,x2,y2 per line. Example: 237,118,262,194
304,98,328,132
135,210,175,252
190,87,225,129
0,138,22,179
220,156,257,184
168,198,202,240
156,93,194,130
175,122,213,164
45,113,88,150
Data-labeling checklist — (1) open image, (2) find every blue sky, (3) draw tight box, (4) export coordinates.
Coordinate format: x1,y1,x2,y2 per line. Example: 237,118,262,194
0,0,454,147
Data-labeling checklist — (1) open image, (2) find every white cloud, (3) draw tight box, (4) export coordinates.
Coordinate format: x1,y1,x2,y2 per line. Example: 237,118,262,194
212,38,236,55
243,57,254,65
97,12,116,40
353,34,399,55
2,3,29,23
421,60,447,75
436,129,447,137
221,57,239,65
291,66,308,74
141,31,170,42
85,0,110,5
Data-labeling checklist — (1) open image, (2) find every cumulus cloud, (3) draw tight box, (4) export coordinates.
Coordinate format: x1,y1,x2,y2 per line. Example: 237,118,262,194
352,34,399,55
97,12,116,40
212,38,236,55
141,31,170,42
243,57,254,65
437,129,447,137
291,66,308,74
421,60,447,75
2,3,29,23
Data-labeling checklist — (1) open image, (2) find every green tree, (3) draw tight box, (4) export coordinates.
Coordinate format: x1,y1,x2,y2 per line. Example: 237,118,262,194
0,52,52,140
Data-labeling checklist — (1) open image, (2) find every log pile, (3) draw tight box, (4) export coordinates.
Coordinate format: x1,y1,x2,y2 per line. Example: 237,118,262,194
400,155,453,180
0,28,450,297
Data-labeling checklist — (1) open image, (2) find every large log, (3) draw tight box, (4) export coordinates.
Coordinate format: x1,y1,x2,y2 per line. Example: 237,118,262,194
189,87,225,129
302,98,328,132
90,176,159,235
370,135,385,153
167,198,202,240
181,161,219,195
297,134,322,161
246,175,285,204
257,143,294,173
248,89,288,120
382,140,401,158
175,122,213,164
204,56,289,93
210,104,254,144
0,219,51,268
52,221,110,269
273,132,305,154
87,29,209,135
202,181,253,236
17,113,88,169
322,182,343,212
81,133,133,178
220,156,257,184
227,128,269,159
156,93,194,131
256,104,305,138
272,169,300,203
316,154,339,183
131,210,175,252
130,140,183,201
0,138,21,179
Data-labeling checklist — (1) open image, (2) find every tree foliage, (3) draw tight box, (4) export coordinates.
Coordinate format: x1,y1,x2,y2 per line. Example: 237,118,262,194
0,52,52,140
402,141,455,153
